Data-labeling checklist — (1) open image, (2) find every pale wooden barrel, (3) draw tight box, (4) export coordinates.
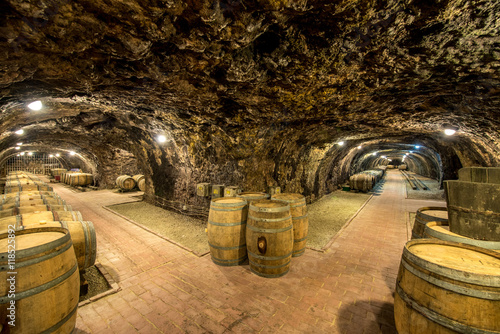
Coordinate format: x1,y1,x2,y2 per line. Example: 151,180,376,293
0,227,80,333
349,174,374,192
132,174,144,184
116,175,136,190
411,207,448,239
445,180,500,241
137,178,145,192
394,239,500,334
207,197,248,266
237,192,270,204
246,199,293,278
69,173,93,186
271,193,308,257
424,221,500,251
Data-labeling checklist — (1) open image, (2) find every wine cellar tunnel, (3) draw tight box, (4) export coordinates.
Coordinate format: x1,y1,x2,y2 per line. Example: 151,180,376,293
1,1,499,333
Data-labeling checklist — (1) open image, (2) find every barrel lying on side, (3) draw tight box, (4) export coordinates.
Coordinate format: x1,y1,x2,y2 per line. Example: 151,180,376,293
0,227,80,333
246,199,293,278
207,197,248,266
349,174,374,192
116,175,136,190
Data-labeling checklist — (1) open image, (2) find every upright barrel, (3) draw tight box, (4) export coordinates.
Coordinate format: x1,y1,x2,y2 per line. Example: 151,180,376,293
237,192,270,204
394,239,500,334
411,207,448,239
424,221,500,251
0,227,80,333
271,193,308,257
207,197,248,266
246,200,293,278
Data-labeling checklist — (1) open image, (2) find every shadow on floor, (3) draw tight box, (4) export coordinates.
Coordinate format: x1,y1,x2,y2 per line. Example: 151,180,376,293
337,300,397,334
370,178,387,196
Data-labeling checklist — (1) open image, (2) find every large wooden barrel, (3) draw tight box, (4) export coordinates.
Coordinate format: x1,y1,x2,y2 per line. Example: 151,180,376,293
116,175,136,190
0,211,83,229
411,207,448,239
0,227,80,333
0,208,16,219
132,174,144,184
458,167,500,184
69,173,93,186
394,239,500,334
51,168,67,177
246,199,293,278
207,197,248,266
271,193,308,257
137,178,145,192
349,174,374,192
237,192,270,204
424,221,500,251
20,220,97,270
445,180,500,241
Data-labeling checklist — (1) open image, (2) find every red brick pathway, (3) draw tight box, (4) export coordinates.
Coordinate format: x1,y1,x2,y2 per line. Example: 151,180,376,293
49,170,445,333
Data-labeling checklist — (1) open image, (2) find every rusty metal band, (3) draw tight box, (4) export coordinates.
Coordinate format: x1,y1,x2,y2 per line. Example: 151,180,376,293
209,242,246,250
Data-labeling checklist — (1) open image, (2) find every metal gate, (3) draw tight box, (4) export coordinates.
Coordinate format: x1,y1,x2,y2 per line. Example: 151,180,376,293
2,153,63,175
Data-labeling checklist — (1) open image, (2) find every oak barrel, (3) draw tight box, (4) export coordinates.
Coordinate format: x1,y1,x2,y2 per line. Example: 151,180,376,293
271,193,308,257
246,199,293,278
207,197,248,266
0,227,80,333
116,175,136,190
237,192,270,204
137,178,145,192
424,221,500,251
445,180,500,241
394,239,500,334
411,207,448,239
349,174,374,192
69,173,93,186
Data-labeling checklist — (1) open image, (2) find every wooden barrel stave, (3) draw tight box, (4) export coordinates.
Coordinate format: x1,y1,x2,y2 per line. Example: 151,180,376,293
411,207,448,239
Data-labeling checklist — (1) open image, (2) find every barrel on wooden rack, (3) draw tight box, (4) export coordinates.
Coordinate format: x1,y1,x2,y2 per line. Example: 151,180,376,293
246,199,293,278
69,173,93,186
237,192,270,203
424,221,500,252
411,207,448,239
271,193,308,257
116,175,136,190
349,173,374,192
207,197,248,266
0,227,80,333
445,180,500,241
394,239,500,334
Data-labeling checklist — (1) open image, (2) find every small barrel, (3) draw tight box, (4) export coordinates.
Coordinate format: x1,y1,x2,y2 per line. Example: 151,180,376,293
411,207,448,239
271,193,308,257
207,197,248,266
246,199,293,278
237,192,270,204
21,220,97,270
116,175,136,190
424,221,500,251
0,227,80,333
394,239,500,333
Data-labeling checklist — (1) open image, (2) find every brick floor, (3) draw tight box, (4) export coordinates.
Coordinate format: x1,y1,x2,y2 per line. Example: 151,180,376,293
48,170,445,333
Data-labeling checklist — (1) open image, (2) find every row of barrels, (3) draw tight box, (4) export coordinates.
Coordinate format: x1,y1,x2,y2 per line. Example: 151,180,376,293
0,171,96,333
116,174,145,191
207,191,308,278
349,168,385,192
394,167,500,334
51,168,94,186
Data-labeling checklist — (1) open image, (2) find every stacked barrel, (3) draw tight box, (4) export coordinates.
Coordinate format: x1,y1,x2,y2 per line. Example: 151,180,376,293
349,168,385,192
395,167,500,334
116,174,145,191
55,169,94,187
207,191,309,278
1,171,97,333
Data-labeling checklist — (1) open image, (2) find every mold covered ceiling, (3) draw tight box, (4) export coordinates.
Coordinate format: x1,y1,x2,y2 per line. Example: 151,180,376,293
1,0,499,203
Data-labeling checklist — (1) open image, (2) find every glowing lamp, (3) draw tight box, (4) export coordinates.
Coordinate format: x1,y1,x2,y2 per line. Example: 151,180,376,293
338,141,344,146
444,129,456,136
157,135,167,143
28,100,43,110
15,129,24,135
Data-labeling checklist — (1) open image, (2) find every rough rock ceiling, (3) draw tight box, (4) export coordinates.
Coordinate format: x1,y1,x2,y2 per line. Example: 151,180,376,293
0,0,499,203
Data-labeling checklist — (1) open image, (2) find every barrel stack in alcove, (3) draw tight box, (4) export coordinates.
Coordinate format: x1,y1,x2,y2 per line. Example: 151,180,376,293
0,171,98,334
207,187,308,278
394,167,500,334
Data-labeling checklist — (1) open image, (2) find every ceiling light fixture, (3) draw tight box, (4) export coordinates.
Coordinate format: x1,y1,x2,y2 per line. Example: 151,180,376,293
27,100,43,111
415,145,420,149
20,152,25,156
15,129,24,135
49,154,54,158
372,152,377,156
28,152,33,156
444,129,456,136
69,151,76,156
16,142,22,146
56,153,60,157
157,135,167,143
15,146,20,150
338,141,344,146
357,145,362,149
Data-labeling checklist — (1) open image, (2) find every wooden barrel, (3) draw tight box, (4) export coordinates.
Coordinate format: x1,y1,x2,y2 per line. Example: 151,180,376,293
0,198,46,210
132,174,144,184
445,180,500,241
237,192,270,204
271,193,308,257
411,207,448,239
207,197,248,266
0,208,16,219
1,191,58,199
137,178,145,192
458,167,500,184
394,239,500,333
0,211,83,229
51,168,67,177
19,220,97,270
69,173,93,186
246,199,293,278
424,221,500,251
349,174,374,192
0,227,80,333
116,175,136,190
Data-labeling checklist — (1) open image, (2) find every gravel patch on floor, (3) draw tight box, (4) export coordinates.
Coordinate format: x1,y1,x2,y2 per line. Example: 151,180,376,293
404,173,445,201
107,191,372,256
79,265,111,302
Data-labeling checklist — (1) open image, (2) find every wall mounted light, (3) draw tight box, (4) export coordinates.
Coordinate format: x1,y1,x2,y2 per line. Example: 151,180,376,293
69,151,76,156
372,152,377,156
15,146,20,150
415,145,420,149
157,135,167,143
27,100,43,111
28,152,33,156
56,153,60,157
15,129,24,135
444,129,456,136
20,152,25,156
357,145,362,149
16,142,22,146
338,141,345,146
49,154,54,158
